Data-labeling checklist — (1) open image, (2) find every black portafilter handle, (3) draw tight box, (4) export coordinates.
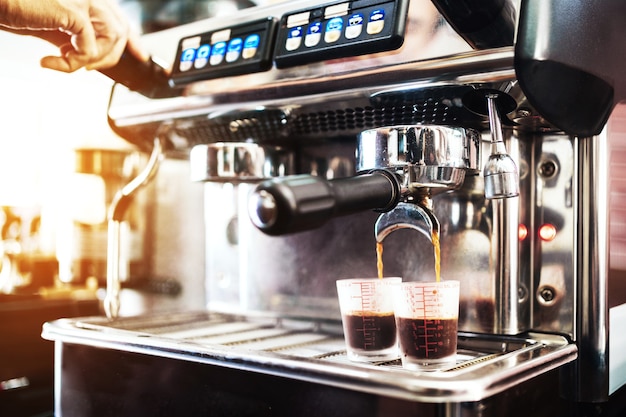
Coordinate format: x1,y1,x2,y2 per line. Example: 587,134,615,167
99,47,179,99
248,170,401,236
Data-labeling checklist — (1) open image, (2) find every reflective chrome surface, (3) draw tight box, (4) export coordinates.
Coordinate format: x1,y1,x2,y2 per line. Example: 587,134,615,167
357,125,480,193
483,94,520,199
78,0,626,407
560,133,610,402
109,50,517,155
190,143,295,182
375,201,439,244
105,137,164,320
42,312,577,403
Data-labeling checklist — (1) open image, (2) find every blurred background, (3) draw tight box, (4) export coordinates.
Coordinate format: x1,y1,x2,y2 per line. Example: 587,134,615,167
0,2,266,416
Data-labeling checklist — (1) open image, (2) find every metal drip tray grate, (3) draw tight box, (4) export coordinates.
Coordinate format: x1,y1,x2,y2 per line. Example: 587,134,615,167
42,311,577,403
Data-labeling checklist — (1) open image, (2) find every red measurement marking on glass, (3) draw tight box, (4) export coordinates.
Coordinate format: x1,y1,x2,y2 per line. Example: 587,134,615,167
405,284,446,357
412,318,444,357
349,282,381,348
360,315,380,349
351,282,376,310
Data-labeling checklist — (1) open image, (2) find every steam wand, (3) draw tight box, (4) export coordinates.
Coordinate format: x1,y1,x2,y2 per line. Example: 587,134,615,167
104,136,164,320
483,93,520,199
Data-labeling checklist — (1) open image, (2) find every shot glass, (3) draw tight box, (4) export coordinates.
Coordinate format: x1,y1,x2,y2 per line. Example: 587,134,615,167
394,280,460,370
336,277,401,362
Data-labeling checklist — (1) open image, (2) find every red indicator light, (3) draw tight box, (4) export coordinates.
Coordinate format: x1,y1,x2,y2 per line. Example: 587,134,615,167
518,224,528,241
538,224,557,241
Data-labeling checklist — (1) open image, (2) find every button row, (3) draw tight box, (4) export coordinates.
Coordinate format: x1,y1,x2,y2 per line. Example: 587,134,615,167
170,0,407,84
179,34,261,73
274,0,406,69
286,9,386,52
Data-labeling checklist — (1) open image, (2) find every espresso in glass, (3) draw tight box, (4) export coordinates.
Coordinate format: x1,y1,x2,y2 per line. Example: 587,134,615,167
393,280,460,370
336,278,401,362
396,317,458,363
343,311,397,351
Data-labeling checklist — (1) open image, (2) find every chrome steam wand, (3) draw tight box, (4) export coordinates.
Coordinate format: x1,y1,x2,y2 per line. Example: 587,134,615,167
483,93,520,199
104,136,164,320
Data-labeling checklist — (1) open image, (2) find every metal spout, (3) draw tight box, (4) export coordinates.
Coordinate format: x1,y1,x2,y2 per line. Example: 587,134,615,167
375,198,440,244
483,93,520,199
104,136,164,320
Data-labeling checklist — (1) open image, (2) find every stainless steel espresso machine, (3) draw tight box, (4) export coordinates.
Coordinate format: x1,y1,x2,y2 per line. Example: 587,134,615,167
42,0,626,415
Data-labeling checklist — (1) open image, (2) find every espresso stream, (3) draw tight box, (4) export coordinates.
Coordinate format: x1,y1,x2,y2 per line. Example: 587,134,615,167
376,231,441,282
375,231,449,364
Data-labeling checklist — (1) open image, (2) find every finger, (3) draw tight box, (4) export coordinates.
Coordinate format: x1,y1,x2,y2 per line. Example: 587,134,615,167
41,28,126,72
66,12,99,58
85,33,127,70
40,55,81,73
126,32,150,63
40,49,91,73
82,2,129,70
40,20,100,72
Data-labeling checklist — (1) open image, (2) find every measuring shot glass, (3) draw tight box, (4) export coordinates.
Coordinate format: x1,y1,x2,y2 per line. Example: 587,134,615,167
394,280,460,370
336,277,401,362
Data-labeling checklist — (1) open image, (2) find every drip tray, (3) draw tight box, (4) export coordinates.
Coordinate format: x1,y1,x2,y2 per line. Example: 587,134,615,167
42,311,577,403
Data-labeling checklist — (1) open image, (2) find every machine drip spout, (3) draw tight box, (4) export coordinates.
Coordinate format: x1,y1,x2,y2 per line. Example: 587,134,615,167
375,198,440,244
374,196,441,282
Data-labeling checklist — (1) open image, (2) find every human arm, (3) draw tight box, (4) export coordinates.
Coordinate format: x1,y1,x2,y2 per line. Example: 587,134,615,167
0,0,148,72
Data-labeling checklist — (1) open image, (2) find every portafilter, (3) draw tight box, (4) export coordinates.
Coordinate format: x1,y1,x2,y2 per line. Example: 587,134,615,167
248,125,480,237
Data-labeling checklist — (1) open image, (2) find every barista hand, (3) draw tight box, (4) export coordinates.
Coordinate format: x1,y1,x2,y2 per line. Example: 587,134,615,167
0,0,149,72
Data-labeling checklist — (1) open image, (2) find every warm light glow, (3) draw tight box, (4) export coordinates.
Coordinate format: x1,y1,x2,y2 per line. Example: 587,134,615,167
518,224,528,241
0,32,134,256
538,224,557,242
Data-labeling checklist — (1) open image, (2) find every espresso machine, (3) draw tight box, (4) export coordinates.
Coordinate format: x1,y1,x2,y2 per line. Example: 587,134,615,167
41,0,626,415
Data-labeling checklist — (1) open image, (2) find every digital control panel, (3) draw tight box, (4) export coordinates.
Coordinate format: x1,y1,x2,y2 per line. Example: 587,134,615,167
274,0,408,68
169,0,408,87
170,18,277,87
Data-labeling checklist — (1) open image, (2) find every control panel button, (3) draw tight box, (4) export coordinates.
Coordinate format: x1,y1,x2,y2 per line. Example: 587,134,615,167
194,45,211,69
367,9,386,35
226,38,243,63
305,22,323,47
179,48,196,72
286,26,303,51
345,13,364,39
210,41,227,66
324,17,344,43
242,34,261,59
